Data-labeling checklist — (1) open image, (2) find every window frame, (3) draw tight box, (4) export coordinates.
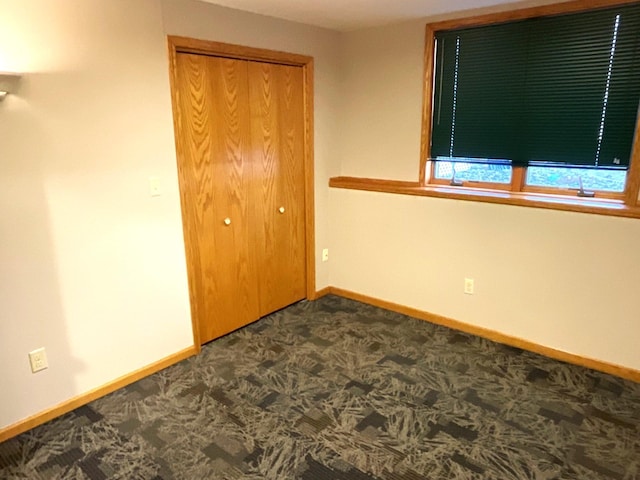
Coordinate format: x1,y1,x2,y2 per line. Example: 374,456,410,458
419,0,640,206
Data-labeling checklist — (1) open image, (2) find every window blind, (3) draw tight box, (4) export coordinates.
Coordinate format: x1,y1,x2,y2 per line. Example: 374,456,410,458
431,3,640,169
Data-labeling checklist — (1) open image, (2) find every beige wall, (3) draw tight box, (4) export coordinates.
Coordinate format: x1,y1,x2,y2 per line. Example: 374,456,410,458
331,13,640,371
2,0,637,432
0,0,194,429
0,0,341,429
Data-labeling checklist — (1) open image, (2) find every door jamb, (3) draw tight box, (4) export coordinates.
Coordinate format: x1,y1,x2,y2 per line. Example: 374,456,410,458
167,36,316,350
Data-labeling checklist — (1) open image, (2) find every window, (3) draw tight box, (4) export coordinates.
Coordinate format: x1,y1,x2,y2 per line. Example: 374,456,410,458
424,1,640,201
330,0,640,219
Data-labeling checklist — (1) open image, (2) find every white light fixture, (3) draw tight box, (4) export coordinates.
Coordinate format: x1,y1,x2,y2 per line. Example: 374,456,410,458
0,72,22,101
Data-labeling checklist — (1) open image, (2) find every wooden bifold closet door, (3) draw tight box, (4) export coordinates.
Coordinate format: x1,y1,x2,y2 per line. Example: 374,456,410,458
174,52,306,344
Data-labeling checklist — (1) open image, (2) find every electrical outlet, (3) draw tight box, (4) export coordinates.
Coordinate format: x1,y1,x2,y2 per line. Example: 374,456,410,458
29,348,48,373
322,248,329,262
464,278,475,295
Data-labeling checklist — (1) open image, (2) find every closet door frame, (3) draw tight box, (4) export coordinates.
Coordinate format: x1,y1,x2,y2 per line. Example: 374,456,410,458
167,36,316,350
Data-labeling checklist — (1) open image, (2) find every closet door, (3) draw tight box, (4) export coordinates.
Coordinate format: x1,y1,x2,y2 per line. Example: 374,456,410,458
174,53,259,343
248,61,306,315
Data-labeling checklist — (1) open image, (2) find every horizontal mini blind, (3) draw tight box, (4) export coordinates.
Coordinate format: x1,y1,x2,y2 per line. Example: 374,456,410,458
432,22,529,164
431,3,640,168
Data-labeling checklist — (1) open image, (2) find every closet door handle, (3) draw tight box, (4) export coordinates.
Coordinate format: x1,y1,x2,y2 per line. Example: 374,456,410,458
223,217,231,226
278,206,285,214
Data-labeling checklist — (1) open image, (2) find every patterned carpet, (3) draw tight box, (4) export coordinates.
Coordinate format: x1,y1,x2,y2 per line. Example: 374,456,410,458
1,295,639,479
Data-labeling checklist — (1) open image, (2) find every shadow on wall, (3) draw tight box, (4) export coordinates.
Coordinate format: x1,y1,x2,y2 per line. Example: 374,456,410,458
0,76,85,430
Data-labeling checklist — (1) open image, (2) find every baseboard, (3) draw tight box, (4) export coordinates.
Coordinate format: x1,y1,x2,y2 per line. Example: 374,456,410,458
0,345,197,443
313,286,332,299
327,287,640,384
5,292,636,444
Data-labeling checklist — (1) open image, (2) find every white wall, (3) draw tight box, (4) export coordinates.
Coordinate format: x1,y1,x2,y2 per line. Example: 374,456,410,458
2,0,636,432
0,0,195,429
0,0,342,430
331,13,640,371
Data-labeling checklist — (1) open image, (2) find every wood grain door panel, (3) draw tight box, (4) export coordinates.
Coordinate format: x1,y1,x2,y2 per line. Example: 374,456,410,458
248,62,306,315
175,53,260,343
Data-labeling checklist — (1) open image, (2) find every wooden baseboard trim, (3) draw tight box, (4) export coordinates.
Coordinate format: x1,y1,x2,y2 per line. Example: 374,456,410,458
313,286,332,299
328,287,640,383
0,345,198,443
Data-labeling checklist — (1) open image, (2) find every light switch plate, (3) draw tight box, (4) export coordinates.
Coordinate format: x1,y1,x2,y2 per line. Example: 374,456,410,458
149,177,161,197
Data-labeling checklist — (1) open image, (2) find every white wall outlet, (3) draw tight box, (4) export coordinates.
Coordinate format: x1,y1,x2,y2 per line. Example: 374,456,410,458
322,248,329,262
464,278,475,295
29,348,48,373
149,176,161,197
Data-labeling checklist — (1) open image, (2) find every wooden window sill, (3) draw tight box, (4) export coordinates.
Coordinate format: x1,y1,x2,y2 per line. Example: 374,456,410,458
329,176,640,219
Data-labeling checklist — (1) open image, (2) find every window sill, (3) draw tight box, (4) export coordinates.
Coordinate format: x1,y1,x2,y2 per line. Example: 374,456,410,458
329,176,640,219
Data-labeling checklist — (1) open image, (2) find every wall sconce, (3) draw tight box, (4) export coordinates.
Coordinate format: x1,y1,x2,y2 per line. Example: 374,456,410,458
0,73,22,101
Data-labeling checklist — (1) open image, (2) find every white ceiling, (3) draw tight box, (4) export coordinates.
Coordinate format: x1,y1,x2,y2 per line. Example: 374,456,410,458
198,0,531,31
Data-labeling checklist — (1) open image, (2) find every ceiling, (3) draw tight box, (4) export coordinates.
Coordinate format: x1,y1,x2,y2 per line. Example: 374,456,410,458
198,0,536,31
